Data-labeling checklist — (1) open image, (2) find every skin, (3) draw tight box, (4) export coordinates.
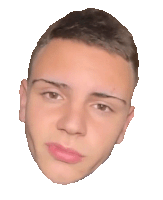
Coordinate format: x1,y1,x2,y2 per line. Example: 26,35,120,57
19,38,135,185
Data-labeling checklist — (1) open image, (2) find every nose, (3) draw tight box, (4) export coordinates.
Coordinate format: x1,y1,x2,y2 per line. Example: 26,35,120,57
56,104,87,136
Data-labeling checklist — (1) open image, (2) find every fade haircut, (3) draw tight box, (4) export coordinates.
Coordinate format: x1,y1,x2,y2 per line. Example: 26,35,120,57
28,8,139,87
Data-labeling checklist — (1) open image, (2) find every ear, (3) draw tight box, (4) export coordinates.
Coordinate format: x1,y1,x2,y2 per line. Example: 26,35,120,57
116,106,135,144
19,79,28,123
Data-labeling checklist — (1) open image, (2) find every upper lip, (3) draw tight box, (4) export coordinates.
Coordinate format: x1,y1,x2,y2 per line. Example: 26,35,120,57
46,142,84,157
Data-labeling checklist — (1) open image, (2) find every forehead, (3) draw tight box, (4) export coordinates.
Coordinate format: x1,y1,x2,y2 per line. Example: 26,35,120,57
31,39,134,100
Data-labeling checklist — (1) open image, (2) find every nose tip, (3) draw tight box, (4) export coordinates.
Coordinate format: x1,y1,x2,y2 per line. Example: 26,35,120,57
57,118,85,135
56,108,86,136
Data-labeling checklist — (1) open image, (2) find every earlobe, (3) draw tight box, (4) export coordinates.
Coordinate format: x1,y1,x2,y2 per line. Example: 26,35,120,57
19,79,28,123
116,106,135,144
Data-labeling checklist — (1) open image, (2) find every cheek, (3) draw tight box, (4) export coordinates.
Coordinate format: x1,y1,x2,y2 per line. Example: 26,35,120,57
25,98,49,141
90,114,126,151
27,93,59,120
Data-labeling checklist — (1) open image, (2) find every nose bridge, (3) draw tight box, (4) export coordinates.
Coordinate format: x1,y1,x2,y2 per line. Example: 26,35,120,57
57,98,87,135
67,100,85,121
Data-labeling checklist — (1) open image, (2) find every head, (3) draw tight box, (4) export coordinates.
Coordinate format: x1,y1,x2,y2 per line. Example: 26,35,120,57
19,8,139,185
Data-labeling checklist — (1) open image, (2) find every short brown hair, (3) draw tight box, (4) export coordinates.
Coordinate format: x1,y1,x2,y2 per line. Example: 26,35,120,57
28,8,139,87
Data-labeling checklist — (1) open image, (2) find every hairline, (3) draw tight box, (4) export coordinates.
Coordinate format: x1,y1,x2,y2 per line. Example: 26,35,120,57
28,37,137,89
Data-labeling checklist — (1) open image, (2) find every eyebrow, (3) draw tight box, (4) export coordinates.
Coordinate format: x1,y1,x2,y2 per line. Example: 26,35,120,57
32,79,126,105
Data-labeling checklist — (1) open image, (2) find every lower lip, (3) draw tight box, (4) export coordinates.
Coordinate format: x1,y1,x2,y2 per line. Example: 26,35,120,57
46,144,83,164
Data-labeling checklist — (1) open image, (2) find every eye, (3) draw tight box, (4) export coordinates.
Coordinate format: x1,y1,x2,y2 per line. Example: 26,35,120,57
41,92,63,100
94,104,112,113
41,93,112,112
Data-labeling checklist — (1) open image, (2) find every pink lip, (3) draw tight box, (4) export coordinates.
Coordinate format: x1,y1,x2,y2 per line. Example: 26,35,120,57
45,142,84,164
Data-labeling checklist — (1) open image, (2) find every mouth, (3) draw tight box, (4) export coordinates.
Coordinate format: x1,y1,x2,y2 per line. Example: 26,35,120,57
45,142,84,164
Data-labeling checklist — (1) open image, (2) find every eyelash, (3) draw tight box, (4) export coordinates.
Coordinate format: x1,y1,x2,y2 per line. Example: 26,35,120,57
41,92,112,113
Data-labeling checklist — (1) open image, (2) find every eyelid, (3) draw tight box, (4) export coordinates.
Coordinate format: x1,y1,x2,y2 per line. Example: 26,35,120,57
93,103,113,113
41,91,113,112
41,91,63,99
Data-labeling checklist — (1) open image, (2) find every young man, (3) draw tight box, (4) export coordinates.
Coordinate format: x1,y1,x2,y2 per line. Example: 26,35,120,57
19,8,139,185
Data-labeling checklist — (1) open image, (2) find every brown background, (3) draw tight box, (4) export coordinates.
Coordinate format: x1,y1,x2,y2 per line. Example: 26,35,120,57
0,0,163,200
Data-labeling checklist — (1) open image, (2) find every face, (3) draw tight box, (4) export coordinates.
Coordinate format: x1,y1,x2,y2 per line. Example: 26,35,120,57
19,38,135,185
